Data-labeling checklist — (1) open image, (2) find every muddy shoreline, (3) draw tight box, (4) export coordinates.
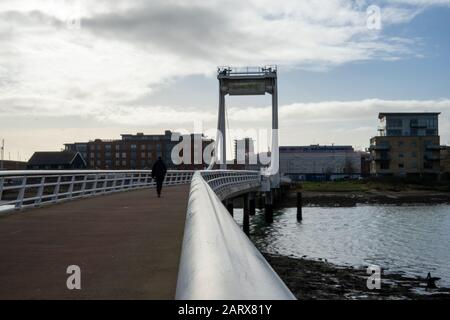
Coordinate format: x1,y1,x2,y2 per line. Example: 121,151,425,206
264,253,450,300
282,190,450,207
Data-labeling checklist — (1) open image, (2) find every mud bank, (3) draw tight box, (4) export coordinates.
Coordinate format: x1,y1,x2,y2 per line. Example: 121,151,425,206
264,253,450,300
282,190,450,207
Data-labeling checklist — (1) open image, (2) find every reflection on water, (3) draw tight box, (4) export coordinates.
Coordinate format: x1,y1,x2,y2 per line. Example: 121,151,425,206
234,205,450,286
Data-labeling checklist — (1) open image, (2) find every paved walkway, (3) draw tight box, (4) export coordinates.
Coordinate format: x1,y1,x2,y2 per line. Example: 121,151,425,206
0,185,190,299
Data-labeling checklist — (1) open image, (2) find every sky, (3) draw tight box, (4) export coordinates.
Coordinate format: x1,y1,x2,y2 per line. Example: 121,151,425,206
1,0,450,160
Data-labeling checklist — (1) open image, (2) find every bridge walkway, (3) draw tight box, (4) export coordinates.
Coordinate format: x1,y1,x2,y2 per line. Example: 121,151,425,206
0,185,190,299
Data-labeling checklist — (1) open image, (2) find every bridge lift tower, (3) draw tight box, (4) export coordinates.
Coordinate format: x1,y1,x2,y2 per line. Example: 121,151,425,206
214,66,279,188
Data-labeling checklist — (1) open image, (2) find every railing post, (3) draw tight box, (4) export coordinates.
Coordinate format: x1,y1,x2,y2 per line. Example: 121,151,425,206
0,177,4,202
92,174,99,195
111,173,117,192
80,175,87,196
52,176,61,202
15,176,27,209
67,175,75,199
35,176,45,206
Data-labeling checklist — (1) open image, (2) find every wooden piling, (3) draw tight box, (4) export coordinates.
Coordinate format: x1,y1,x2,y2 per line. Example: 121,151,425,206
265,192,273,223
297,192,302,221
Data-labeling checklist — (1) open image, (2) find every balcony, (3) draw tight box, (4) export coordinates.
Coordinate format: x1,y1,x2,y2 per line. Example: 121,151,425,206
369,144,391,151
425,145,442,151
374,156,390,161
424,154,440,161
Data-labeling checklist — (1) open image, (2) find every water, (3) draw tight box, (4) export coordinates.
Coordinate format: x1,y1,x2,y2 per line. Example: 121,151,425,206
233,205,450,287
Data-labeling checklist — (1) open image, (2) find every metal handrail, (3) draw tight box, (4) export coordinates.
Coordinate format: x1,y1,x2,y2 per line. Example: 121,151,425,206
176,171,295,300
0,170,194,213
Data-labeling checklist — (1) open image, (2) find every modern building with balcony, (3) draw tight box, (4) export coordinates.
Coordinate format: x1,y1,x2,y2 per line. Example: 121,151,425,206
370,112,441,178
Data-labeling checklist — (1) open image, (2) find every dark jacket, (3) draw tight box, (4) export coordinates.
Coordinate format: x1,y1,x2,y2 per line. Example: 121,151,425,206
151,159,167,179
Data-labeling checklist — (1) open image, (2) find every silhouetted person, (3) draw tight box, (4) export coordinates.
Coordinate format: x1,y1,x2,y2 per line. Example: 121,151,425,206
152,157,167,198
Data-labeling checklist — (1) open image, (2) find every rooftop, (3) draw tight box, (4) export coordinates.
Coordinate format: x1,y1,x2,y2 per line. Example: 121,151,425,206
378,112,441,119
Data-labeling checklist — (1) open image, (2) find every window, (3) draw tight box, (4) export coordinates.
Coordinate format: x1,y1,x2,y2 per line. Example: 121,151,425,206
387,119,403,127
387,129,402,136
398,163,404,169
140,145,146,150
397,141,404,147
105,144,111,151
411,151,417,158
399,153,404,158
115,152,120,159
141,152,146,158
122,152,126,158
380,162,389,170
122,160,127,166
131,144,137,150
411,140,417,147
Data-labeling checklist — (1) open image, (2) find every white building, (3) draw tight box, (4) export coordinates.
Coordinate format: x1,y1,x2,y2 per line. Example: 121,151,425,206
279,145,361,181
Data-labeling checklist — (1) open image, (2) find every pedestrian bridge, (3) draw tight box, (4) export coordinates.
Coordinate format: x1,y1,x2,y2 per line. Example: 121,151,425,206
0,170,295,300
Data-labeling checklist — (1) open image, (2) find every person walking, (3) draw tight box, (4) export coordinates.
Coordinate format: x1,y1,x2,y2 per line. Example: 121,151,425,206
151,156,167,198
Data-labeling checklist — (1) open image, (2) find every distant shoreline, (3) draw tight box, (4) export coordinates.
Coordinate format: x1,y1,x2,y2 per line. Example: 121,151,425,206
263,253,450,300
282,190,450,207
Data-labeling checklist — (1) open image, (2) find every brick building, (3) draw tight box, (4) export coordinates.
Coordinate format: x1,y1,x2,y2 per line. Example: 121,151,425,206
64,131,214,170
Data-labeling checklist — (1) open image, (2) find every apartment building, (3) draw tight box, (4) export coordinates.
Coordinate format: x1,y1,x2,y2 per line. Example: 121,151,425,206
369,112,441,178
65,131,214,170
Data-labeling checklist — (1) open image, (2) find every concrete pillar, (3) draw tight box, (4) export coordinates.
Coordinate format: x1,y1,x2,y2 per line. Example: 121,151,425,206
243,194,250,235
226,199,234,217
219,90,227,169
249,196,256,216
264,192,273,223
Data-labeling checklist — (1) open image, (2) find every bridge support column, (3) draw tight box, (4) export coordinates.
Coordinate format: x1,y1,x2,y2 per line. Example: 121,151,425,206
264,192,273,223
225,199,234,217
249,193,256,216
243,194,250,236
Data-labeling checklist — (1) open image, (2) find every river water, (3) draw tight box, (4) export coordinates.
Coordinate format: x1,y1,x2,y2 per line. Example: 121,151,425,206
233,205,450,287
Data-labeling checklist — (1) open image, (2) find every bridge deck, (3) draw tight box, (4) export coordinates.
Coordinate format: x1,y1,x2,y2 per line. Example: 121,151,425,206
0,185,190,299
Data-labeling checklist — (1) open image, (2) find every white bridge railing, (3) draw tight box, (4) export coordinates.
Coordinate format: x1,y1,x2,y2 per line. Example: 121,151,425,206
176,171,296,300
0,168,295,299
200,170,261,201
0,170,193,213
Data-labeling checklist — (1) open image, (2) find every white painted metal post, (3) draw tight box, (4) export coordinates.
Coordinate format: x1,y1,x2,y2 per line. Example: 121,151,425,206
35,176,45,205
53,176,61,202
16,177,27,208
68,175,76,198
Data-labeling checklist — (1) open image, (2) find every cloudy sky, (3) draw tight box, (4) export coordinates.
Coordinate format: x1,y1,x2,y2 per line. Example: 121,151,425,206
1,0,450,160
